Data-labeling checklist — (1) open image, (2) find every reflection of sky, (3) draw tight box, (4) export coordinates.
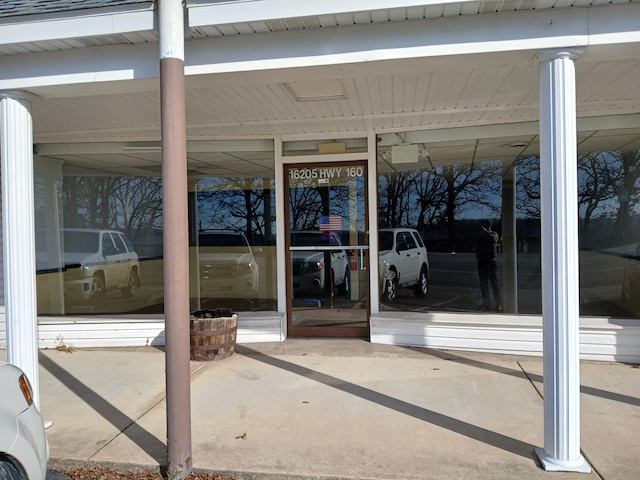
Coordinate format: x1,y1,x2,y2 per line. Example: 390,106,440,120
378,160,503,225
516,152,640,220
514,151,640,248
288,175,366,234
194,150,640,245
197,176,275,235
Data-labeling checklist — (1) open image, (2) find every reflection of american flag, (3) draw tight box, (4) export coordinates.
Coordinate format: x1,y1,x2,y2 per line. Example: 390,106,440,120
319,215,342,232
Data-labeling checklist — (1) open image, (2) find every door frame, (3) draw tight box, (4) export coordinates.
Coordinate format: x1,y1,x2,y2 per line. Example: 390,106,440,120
275,133,381,339
284,159,370,338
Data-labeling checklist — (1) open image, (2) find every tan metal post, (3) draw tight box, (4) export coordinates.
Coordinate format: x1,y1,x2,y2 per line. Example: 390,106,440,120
159,0,192,477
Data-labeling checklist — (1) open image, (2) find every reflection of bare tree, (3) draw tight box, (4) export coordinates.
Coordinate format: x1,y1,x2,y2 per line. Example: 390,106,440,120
611,151,640,245
111,177,163,239
287,180,354,231
515,156,540,218
63,177,119,227
437,162,502,250
378,171,420,227
577,150,640,248
62,176,162,240
328,184,352,220
198,178,268,240
379,162,501,250
578,152,622,246
517,151,640,248
288,186,322,230
414,171,448,233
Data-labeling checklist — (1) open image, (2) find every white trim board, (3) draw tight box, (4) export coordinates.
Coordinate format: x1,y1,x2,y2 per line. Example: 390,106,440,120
370,313,640,364
1,312,638,363
0,312,285,349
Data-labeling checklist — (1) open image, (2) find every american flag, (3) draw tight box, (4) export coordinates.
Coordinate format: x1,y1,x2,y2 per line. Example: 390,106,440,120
319,215,342,232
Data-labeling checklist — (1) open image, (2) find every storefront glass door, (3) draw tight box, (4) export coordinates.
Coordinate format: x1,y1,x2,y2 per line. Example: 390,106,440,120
285,161,369,337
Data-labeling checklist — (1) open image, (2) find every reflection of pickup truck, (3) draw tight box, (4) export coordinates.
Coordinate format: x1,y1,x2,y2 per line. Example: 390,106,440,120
379,228,429,301
291,231,349,297
63,228,141,307
197,230,259,299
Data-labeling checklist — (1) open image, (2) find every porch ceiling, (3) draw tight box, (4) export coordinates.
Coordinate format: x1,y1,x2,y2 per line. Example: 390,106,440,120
1,1,637,176
31,45,640,177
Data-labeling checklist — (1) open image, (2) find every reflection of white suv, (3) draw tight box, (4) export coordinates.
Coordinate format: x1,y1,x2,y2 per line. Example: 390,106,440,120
291,231,349,297
379,228,429,301
63,228,141,307
197,230,259,299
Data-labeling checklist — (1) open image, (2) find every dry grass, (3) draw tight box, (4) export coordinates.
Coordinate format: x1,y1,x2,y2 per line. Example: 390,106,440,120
56,467,235,480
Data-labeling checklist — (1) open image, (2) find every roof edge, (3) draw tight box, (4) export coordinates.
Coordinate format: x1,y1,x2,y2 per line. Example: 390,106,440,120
0,2,156,46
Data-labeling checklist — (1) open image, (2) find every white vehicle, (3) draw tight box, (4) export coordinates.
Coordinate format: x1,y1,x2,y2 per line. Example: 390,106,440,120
379,228,429,301
291,231,349,297
197,230,260,299
63,228,141,307
0,362,49,480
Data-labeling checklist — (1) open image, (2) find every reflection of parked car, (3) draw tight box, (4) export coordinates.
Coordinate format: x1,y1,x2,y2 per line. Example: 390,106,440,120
63,228,141,307
0,362,49,480
621,243,640,314
198,230,259,299
291,231,349,296
379,228,429,301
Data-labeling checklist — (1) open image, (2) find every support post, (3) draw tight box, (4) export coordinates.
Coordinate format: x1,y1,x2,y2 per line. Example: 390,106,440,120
0,92,40,410
501,161,517,313
36,158,64,315
536,49,590,473
159,1,192,478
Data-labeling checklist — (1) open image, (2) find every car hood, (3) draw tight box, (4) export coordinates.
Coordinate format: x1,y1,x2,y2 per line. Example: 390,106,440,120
63,252,101,265
199,251,254,264
379,250,394,260
292,250,325,263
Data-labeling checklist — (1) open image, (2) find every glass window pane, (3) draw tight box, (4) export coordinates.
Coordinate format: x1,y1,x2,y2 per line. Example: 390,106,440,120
378,128,640,319
516,145,640,318
195,176,277,311
33,147,277,317
377,145,503,312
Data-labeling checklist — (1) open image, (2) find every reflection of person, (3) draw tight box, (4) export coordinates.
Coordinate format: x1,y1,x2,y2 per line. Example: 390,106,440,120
475,220,502,312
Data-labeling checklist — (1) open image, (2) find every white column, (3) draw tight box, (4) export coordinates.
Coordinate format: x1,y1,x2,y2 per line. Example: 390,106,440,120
535,50,590,473
0,92,40,409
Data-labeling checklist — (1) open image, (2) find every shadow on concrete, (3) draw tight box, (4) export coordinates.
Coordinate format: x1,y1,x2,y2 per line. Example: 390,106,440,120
39,353,167,465
405,346,640,408
240,346,539,464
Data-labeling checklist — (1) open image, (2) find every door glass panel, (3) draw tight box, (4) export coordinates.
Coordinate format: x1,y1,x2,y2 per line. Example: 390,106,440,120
286,162,368,334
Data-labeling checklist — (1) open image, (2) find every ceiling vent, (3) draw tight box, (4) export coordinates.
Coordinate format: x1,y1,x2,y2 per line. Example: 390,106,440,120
284,79,347,102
